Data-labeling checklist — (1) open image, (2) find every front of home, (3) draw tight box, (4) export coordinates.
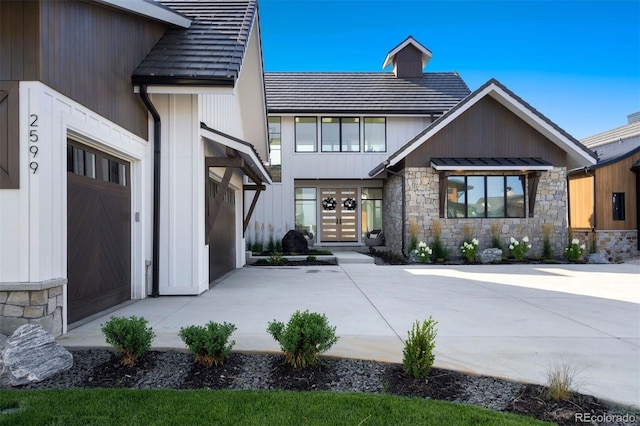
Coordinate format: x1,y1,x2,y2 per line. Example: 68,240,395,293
248,37,597,258
0,0,270,337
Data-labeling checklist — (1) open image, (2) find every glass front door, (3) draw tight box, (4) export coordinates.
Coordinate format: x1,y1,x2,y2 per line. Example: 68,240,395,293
320,188,358,242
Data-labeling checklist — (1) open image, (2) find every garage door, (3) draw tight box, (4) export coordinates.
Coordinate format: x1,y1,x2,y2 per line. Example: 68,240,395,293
206,177,236,282
67,141,131,324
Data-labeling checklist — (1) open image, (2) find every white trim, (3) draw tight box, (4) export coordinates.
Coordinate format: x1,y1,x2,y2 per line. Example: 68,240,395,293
430,162,553,171
94,0,191,27
382,36,432,69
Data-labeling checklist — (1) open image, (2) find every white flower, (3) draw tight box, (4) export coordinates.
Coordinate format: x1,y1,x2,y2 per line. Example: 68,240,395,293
472,238,479,245
426,247,432,254
522,236,529,243
418,241,426,248
510,237,516,244
509,244,514,250
580,244,586,250
514,241,519,246
572,238,579,245
528,244,532,249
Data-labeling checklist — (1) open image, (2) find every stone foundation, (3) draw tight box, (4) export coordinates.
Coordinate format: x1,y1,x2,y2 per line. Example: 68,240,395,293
570,229,638,262
0,278,65,337
383,167,569,259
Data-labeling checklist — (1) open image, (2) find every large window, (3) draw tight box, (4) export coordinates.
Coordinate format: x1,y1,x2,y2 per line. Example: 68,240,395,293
361,188,383,239
321,117,360,152
447,175,525,218
295,187,317,239
364,118,386,152
295,117,317,152
613,192,625,221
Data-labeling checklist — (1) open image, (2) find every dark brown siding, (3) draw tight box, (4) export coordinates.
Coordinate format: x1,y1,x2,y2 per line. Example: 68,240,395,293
394,44,423,78
405,96,568,167
0,82,20,188
0,1,40,81
595,152,640,230
39,1,167,138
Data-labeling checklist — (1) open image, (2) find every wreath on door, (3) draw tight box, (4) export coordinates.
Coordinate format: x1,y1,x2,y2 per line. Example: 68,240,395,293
343,197,357,210
322,197,337,210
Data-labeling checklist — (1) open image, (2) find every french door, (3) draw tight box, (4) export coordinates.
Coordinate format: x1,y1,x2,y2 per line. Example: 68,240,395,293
320,188,358,242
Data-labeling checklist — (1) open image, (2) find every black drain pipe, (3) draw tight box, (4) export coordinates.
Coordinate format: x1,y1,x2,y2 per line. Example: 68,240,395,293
384,166,408,258
139,85,161,297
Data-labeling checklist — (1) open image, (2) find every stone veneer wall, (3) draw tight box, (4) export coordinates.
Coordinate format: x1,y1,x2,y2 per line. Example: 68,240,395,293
0,279,65,337
570,229,638,261
383,167,569,259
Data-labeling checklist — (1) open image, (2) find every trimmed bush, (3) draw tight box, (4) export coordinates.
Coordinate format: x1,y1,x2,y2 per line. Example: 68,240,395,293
403,317,438,380
267,310,339,368
101,316,155,367
179,321,237,367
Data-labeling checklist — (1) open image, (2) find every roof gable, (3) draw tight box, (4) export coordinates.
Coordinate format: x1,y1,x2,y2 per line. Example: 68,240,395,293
369,78,597,176
382,36,432,70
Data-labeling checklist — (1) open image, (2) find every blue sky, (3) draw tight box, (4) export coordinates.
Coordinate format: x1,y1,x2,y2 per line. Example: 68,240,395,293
259,0,640,140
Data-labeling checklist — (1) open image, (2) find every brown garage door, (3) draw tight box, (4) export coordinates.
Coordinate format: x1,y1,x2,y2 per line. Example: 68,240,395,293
207,177,236,283
67,141,131,324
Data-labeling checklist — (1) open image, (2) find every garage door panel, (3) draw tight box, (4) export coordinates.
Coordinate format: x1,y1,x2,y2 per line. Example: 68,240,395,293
207,177,236,283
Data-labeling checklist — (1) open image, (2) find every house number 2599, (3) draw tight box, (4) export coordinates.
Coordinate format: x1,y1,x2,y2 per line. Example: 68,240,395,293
29,113,38,174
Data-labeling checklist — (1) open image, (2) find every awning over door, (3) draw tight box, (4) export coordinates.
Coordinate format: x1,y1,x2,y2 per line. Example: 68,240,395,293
430,157,553,171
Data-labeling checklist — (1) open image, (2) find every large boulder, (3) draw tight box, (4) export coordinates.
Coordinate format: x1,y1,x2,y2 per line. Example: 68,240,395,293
585,252,609,264
0,324,73,386
480,248,503,264
281,230,310,254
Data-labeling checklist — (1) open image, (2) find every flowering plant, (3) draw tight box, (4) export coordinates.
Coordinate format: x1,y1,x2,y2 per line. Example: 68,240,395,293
508,236,531,261
565,238,586,262
417,241,432,263
460,238,479,263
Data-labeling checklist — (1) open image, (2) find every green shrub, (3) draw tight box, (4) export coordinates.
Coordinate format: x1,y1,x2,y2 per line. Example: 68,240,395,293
546,362,576,401
402,317,438,380
306,255,316,262
267,310,339,368
564,238,586,262
101,316,155,367
269,252,284,264
179,321,237,367
431,238,449,262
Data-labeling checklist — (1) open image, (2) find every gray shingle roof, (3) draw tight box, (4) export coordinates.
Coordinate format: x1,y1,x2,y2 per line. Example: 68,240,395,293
581,121,640,148
264,72,470,114
132,0,256,86
591,135,640,165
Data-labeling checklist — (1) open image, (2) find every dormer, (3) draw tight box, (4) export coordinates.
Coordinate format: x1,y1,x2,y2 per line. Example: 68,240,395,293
382,36,432,78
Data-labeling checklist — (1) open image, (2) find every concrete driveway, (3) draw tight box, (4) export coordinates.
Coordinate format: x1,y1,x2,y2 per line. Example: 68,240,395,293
58,259,640,408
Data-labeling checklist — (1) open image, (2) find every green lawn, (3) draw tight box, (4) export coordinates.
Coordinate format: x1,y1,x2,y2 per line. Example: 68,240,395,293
0,389,551,425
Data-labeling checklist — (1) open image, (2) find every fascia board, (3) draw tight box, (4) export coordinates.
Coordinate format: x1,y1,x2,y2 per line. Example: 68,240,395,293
95,0,191,27
430,162,553,171
134,86,235,95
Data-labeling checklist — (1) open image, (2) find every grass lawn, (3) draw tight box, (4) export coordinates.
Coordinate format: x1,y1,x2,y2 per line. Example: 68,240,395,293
0,389,550,425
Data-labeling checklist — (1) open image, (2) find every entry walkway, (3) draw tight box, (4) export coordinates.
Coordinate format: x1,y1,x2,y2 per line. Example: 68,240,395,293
58,260,640,408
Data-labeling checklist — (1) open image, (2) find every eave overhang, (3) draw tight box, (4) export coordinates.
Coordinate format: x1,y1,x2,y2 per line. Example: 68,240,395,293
431,157,553,172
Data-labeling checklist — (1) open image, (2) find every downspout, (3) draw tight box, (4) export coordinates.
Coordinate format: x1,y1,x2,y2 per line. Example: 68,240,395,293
139,85,161,297
384,166,407,258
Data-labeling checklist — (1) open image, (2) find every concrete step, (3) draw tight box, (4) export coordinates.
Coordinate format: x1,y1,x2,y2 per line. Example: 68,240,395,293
333,251,375,264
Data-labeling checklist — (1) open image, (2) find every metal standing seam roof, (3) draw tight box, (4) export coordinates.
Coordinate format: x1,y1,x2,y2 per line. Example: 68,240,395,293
264,72,470,114
132,0,257,85
430,157,553,170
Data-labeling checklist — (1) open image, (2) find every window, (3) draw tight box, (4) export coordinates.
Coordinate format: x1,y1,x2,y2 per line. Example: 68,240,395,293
295,187,317,239
295,117,317,152
364,118,386,152
613,192,625,221
67,145,96,179
447,175,525,218
361,188,383,239
321,117,360,152
267,116,282,182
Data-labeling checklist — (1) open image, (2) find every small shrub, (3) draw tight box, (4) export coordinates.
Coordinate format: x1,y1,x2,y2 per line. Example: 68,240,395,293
490,222,502,250
306,255,316,262
101,316,155,367
266,237,277,254
546,362,576,401
542,224,553,260
565,238,586,262
431,238,449,262
267,310,339,368
508,236,531,261
409,220,419,253
460,238,479,263
403,317,438,380
417,241,432,263
179,321,237,367
269,251,284,264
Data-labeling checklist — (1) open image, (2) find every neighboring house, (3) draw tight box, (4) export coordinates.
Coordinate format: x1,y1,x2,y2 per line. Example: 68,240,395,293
568,113,640,260
0,0,270,337
249,37,470,247
249,37,597,258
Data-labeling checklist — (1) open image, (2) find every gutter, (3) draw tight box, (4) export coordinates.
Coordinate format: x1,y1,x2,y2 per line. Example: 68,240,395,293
139,85,161,298
383,166,407,258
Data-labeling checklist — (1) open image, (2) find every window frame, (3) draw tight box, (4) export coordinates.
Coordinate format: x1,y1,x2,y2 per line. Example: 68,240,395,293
364,117,387,152
446,174,526,219
612,192,626,221
294,116,317,152
320,117,361,152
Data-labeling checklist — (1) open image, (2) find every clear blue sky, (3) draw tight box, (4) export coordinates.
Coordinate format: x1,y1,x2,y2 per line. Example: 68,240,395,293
259,0,640,140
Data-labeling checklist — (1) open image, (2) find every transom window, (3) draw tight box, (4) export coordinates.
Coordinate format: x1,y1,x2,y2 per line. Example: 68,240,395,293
321,117,360,152
295,117,317,152
447,175,525,218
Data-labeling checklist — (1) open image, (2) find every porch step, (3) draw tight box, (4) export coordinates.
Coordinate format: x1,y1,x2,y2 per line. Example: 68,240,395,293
333,251,375,264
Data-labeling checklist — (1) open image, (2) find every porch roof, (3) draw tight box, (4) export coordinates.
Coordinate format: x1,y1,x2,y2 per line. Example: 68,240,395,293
430,157,553,171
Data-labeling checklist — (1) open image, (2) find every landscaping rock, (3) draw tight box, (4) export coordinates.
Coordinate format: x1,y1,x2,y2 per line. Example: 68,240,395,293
281,230,310,254
0,324,73,386
585,252,609,264
480,248,503,264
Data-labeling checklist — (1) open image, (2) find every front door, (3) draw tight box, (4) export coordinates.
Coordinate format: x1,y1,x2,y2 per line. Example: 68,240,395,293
320,188,358,242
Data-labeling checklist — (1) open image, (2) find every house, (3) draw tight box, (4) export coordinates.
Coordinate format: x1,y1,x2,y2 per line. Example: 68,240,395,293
249,37,597,258
568,113,640,260
0,0,270,337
